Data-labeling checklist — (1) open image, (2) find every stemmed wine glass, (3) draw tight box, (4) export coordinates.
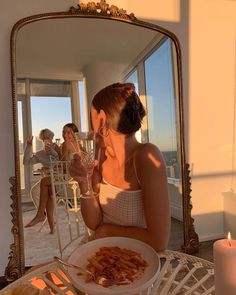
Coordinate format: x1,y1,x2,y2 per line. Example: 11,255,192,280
74,131,95,198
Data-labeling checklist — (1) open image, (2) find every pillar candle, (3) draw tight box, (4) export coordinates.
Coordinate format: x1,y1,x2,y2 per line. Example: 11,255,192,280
214,238,236,295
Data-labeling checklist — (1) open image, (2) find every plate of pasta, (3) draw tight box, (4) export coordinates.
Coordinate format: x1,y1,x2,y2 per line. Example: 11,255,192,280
67,237,160,295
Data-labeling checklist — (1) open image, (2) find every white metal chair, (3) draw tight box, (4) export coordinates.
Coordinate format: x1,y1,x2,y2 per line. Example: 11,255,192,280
29,179,47,232
150,250,215,295
49,159,88,258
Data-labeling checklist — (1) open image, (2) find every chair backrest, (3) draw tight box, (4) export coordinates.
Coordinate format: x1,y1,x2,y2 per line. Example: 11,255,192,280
49,158,88,258
30,179,41,209
149,250,215,295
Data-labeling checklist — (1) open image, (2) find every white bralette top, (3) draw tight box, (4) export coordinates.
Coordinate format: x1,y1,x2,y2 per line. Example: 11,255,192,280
99,179,147,228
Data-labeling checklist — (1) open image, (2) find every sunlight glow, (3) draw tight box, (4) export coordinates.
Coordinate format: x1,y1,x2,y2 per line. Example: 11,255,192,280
148,152,161,168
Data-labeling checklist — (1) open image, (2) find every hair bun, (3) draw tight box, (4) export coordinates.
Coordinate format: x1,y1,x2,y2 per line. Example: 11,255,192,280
92,82,146,135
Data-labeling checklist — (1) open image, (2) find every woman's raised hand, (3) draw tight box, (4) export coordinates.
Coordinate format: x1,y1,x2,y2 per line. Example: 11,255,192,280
26,136,33,145
44,140,52,153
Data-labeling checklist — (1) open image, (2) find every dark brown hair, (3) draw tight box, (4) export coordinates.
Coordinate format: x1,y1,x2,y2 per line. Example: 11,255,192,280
92,83,146,134
63,123,78,133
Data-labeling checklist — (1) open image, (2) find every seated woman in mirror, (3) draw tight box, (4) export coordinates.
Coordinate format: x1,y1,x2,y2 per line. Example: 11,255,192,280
70,83,170,252
23,128,59,233
60,123,81,161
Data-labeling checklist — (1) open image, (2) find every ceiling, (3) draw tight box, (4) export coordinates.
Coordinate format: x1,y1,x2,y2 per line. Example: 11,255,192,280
16,17,162,78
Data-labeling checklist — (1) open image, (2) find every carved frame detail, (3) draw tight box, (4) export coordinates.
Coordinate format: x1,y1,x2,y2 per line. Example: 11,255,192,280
5,177,25,282
69,0,136,20
182,164,200,254
7,0,199,280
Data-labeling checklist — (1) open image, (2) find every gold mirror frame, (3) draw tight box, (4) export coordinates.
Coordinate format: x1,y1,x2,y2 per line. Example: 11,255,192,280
5,0,199,282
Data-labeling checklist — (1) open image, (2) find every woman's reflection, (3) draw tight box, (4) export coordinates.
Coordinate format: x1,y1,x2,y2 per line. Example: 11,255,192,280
61,123,80,161
24,128,59,233
70,82,170,252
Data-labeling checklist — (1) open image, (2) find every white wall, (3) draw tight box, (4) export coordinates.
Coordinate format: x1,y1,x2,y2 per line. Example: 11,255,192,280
1,0,236,275
224,191,236,239
189,0,236,241
83,61,126,107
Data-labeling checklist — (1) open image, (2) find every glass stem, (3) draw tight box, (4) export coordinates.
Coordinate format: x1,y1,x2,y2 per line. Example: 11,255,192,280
87,172,93,195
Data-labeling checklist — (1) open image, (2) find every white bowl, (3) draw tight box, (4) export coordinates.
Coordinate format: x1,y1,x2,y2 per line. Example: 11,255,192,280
67,237,160,295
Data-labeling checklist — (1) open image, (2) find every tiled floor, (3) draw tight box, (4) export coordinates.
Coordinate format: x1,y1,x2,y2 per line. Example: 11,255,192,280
23,205,87,266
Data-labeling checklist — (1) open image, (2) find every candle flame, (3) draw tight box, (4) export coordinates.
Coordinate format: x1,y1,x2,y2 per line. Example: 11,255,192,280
228,232,232,246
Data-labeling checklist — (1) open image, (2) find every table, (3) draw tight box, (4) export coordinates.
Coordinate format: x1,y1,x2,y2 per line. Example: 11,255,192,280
0,250,215,295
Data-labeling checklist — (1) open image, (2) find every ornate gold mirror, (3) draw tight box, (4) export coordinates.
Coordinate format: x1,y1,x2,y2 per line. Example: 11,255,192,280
6,1,199,281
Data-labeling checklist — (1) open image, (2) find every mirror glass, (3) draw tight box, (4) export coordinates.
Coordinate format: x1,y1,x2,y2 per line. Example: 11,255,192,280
15,17,183,267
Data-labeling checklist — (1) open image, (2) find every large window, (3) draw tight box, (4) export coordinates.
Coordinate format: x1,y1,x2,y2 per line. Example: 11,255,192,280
17,79,74,197
30,96,72,151
144,39,179,179
125,38,180,180
126,70,139,95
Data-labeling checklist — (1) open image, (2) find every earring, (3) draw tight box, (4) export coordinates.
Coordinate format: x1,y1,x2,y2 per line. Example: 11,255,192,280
98,126,109,137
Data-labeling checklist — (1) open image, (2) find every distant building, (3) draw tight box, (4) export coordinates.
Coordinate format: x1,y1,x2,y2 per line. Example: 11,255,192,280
173,163,180,179
163,150,180,179
169,165,175,178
